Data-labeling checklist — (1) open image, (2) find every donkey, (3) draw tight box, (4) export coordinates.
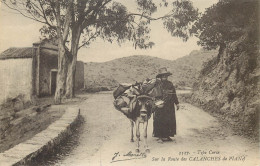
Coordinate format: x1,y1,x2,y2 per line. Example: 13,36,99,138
113,84,154,153
129,95,153,153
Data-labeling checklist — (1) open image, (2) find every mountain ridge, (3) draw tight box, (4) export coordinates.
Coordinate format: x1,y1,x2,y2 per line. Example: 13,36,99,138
84,49,218,89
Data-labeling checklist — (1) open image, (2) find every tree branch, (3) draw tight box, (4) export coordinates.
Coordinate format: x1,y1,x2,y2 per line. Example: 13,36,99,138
2,1,47,24
50,1,57,20
127,13,173,21
62,0,73,43
37,0,56,29
2,0,58,30
84,11,174,28
82,0,112,29
78,31,99,50
54,0,62,40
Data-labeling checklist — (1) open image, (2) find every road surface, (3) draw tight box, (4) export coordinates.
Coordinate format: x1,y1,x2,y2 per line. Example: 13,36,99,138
45,92,258,166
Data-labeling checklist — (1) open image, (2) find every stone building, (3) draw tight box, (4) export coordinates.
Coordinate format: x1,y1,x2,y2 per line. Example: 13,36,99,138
0,40,84,104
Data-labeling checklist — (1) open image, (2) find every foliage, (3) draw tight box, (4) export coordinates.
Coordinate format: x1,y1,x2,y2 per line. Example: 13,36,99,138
163,0,199,41
2,0,199,49
193,0,259,50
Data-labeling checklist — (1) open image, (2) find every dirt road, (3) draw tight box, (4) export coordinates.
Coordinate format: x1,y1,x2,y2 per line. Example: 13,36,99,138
51,92,258,166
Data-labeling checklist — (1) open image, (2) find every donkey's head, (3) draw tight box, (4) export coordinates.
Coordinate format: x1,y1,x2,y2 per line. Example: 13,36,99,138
134,95,153,121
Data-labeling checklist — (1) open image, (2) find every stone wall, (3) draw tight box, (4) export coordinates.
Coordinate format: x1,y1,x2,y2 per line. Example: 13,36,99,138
0,107,81,166
0,58,32,104
75,61,85,90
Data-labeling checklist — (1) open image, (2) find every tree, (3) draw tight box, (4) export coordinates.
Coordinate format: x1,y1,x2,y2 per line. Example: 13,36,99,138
192,0,259,51
2,0,199,104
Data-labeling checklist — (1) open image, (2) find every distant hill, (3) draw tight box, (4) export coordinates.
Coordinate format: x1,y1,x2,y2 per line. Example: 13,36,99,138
84,49,218,89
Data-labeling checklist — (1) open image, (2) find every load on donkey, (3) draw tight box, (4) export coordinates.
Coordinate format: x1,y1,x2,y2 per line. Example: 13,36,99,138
113,78,164,153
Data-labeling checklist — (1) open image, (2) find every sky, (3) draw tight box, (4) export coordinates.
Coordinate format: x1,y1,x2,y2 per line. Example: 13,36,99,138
0,0,218,62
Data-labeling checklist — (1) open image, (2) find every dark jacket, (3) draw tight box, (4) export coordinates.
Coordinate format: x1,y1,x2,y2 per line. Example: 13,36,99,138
153,80,179,137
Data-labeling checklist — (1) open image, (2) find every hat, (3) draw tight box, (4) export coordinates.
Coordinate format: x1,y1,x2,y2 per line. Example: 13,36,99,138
156,67,172,78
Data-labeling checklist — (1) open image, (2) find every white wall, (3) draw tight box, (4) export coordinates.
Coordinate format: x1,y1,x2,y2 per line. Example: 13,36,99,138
0,58,32,104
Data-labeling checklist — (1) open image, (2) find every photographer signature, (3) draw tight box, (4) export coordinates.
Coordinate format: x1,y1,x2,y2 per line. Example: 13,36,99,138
111,151,147,163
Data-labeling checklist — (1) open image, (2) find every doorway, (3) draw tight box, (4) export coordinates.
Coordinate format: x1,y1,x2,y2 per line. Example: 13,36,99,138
50,69,58,95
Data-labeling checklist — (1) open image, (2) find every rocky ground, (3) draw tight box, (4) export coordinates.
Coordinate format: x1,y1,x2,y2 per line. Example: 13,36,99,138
38,91,258,166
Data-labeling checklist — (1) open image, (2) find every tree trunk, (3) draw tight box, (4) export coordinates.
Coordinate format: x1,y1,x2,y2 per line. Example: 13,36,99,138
65,25,82,98
65,53,77,98
54,43,68,104
53,0,72,104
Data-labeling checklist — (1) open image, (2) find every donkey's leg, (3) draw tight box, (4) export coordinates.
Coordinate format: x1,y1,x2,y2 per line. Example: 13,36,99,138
143,121,150,153
130,120,134,142
135,121,140,153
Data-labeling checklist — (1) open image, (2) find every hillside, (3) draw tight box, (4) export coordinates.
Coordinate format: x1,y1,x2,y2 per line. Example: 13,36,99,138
186,37,260,139
84,49,217,89
181,0,259,139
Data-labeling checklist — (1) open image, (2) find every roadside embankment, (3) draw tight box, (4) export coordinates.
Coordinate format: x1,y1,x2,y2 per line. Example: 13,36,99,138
0,106,81,166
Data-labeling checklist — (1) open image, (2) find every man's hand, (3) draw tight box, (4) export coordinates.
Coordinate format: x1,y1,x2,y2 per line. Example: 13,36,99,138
176,104,180,110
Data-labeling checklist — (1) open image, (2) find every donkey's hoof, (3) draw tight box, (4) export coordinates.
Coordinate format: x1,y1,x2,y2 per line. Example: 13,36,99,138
135,149,140,153
145,149,150,153
130,139,134,142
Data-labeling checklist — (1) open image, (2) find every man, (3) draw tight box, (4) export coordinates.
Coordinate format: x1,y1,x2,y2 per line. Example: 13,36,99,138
153,67,180,143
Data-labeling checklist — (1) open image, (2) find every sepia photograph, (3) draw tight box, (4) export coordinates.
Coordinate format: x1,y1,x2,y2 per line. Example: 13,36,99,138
0,0,259,165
